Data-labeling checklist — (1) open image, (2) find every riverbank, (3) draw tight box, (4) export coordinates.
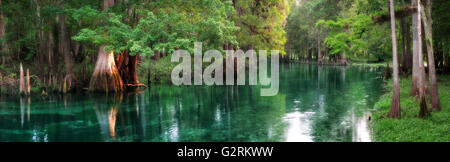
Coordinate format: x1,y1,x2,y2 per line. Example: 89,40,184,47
2,61,387,95
371,75,450,142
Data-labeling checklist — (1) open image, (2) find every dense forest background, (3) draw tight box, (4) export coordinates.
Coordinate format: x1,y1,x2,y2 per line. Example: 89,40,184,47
286,0,449,70
0,0,291,94
0,0,448,96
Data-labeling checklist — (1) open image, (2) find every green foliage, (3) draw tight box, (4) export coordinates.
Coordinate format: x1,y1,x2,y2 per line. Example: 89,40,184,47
318,9,382,59
233,0,291,55
285,0,343,57
286,0,393,62
72,7,131,54
141,56,176,84
72,0,238,56
372,75,450,142
432,0,450,71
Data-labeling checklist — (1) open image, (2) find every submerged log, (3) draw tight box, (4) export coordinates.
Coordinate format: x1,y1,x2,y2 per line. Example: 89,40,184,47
89,45,124,93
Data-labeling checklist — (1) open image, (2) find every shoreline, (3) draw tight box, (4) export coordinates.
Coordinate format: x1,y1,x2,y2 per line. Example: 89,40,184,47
1,62,388,96
370,75,450,142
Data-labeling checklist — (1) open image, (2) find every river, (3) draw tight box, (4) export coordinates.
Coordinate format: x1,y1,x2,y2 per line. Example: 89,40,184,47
0,64,384,142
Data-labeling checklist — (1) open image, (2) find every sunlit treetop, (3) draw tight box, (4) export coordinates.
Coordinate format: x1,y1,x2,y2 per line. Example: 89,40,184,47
233,0,292,55
72,0,238,56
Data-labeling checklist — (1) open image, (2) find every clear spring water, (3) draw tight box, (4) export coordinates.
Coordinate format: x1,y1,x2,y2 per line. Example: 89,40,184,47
0,64,384,142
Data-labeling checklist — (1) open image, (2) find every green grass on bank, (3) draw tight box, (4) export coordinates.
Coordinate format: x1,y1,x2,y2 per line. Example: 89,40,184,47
372,75,450,142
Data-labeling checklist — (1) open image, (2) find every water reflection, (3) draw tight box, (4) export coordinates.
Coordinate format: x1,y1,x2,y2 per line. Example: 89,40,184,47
352,112,372,142
284,111,313,142
0,64,384,142
92,94,122,141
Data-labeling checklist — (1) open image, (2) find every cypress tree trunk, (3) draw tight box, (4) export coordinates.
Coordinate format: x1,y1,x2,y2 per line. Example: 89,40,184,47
420,0,441,111
400,19,412,73
115,51,129,85
59,1,75,89
34,0,47,78
89,0,124,92
89,45,123,93
308,49,312,62
19,63,25,95
405,19,412,72
26,68,30,95
122,5,142,90
410,0,420,96
385,62,392,80
104,0,114,9
128,54,140,85
387,0,401,119
51,25,60,78
46,30,54,77
0,71,2,96
147,59,151,85
400,19,406,71
415,0,429,118
0,0,9,65
153,50,160,61
317,31,323,65
116,51,141,89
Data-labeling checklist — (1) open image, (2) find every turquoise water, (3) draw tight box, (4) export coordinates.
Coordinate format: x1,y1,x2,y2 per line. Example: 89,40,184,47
0,64,384,142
